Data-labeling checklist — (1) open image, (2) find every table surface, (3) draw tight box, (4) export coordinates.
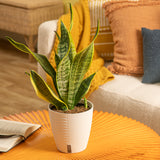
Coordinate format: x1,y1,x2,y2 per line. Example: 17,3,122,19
0,110,160,160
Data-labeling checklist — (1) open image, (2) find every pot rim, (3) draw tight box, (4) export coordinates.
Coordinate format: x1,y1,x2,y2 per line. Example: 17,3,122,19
48,99,93,115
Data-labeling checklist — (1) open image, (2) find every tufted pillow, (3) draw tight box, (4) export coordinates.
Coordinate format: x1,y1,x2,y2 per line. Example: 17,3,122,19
142,28,160,84
103,0,160,76
88,0,139,61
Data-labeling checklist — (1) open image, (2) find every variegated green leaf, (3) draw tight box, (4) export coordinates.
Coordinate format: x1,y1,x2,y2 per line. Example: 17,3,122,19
6,36,33,54
57,5,76,63
91,20,100,42
56,14,75,104
67,43,94,109
54,32,61,68
74,73,96,107
54,49,61,68
84,97,88,109
6,36,58,93
67,22,99,109
56,49,71,104
68,35,76,63
54,31,61,41
68,3,76,62
57,21,70,60
30,70,68,110
68,43,94,109
69,3,73,32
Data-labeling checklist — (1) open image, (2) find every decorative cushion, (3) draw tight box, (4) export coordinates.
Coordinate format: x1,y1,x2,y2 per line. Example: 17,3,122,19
89,0,139,61
103,1,160,76
142,28,160,83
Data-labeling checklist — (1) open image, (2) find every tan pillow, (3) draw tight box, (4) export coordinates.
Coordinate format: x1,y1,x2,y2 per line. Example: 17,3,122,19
103,1,160,76
88,0,139,61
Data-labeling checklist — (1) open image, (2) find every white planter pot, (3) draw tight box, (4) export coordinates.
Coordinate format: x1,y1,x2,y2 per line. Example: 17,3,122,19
48,99,93,153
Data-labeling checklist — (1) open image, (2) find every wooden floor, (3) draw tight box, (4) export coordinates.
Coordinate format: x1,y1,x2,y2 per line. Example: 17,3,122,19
0,39,48,118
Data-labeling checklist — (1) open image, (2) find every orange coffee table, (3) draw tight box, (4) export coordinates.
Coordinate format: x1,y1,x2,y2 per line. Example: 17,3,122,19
0,110,160,160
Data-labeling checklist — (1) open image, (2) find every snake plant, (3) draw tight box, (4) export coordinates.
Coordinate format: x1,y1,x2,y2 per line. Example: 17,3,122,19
6,4,99,111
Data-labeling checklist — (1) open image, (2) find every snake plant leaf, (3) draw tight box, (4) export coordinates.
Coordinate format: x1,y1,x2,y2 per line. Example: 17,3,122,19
57,4,75,63
84,97,88,109
56,48,71,104
6,36,58,93
54,48,61,68
55,53,61,68
54,32,61,68
69,3,73,32
57,20,76,63
57,21,70,61
74,73,96,107
25,72,30,76
30,70,68,111
54,31,61,41
68,3,76,62
67,42,94,109
67,22,99,109
68,35,76,63
91,20,100,42
6,36,33,54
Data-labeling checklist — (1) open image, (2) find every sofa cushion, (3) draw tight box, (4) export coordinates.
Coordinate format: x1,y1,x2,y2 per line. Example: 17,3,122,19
88,63,160,135
142,28,160,84
103,0,160,76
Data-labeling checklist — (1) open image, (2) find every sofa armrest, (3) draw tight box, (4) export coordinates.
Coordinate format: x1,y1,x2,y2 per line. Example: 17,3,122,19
37,20,58,80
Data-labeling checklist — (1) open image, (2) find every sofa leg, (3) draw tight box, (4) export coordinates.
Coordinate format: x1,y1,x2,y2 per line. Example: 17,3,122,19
24,35,37,62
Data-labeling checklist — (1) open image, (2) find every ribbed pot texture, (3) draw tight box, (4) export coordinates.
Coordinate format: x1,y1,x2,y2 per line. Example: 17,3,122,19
48,99,93,153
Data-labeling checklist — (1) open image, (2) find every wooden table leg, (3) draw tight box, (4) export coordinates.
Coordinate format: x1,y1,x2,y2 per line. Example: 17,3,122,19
24,35,37,62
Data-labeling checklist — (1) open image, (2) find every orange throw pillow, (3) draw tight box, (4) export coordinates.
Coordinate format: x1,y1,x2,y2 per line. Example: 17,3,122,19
89,0,139,61
103,1,160,76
